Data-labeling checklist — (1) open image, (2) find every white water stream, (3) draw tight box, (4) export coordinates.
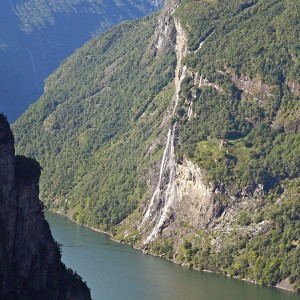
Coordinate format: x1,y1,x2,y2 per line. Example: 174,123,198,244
144,124,177,243
141,64,187,243
139,129,173,228
139,17,189,243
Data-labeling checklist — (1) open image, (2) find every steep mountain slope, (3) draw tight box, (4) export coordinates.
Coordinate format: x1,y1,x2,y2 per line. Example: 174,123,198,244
0,114,91,299
14,10,177,229
14,0,300,292
0,0,163,122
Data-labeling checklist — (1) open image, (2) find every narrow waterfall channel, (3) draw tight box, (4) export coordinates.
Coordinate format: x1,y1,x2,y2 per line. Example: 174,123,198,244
141,64,187,243
140,18,188,243
144,124,177,243
140,129,173,227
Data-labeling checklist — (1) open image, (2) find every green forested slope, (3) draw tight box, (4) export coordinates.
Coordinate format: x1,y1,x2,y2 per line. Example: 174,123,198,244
14,13,176,230
13,0,300,291
173,0,300,290
175,0,300,190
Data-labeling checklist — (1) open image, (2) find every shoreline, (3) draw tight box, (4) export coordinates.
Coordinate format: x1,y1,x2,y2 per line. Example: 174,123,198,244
48,209,295,294
140,249,296,293
49,209,113,238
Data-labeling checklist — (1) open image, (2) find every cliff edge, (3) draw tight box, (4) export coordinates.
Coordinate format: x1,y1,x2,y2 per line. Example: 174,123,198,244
0,113,91,299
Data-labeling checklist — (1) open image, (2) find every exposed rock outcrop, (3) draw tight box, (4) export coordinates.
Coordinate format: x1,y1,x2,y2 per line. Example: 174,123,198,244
0,115,91,300
231,73,274,99
176,159,219,230
287,80,300,95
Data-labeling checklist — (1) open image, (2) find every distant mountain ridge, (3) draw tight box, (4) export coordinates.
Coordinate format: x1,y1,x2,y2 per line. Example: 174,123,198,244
0,0,163,122
14,0,164,33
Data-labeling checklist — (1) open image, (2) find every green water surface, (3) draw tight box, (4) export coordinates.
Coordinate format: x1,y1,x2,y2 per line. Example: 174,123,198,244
46,212,300,300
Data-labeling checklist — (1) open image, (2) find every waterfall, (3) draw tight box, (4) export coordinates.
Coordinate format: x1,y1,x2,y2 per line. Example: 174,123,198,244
27,47,41,90
140,18,187,244
144,124,177,243
141,67,186,243
192,30,214,54
139,129,172,228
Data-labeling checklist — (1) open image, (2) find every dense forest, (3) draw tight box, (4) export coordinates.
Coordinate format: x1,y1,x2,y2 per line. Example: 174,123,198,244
14,12,176,229
13,0,300,292
174,0,300,289
176,0,300,190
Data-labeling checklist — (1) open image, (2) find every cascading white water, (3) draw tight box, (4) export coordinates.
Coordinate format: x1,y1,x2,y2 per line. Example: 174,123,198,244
140,17,188,244
144,124,177,243
173,65,187,114
141,68,186,243
192,31,213,54
139,129,172,228
139,14,216,243
27,48,40,90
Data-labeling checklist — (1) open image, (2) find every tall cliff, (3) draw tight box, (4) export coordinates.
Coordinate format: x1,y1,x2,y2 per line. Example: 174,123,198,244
0,114,91,299
14,0,300,292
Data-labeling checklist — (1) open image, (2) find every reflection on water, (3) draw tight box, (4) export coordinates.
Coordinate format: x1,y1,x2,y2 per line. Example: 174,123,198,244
46,212,300,300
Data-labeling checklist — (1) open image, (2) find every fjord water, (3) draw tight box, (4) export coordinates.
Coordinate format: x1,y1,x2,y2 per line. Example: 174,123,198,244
46,212,299,300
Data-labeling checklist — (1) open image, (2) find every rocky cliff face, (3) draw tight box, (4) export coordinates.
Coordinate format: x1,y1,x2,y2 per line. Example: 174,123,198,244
0,115,91,300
